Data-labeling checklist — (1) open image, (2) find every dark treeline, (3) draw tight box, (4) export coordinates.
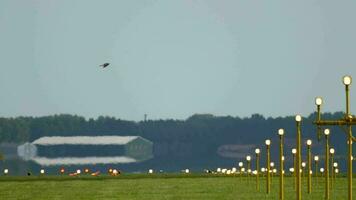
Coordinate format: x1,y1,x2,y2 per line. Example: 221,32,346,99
0,112,351,171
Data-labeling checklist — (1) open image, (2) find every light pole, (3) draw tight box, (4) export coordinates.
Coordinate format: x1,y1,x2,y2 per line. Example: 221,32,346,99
314,75,355,200
239,161,243,180
295,114,302,200
255,148,261,191
265,139,271,194
333,162,338,189
307,139,312,194
329,148,335,190
314,156,319,183
246,155,251,183
324,129,330,200
278,128,285,200
270,162,275,182
292,148,297,191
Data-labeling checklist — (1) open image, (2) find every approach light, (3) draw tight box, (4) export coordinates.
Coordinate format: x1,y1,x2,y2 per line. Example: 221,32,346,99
343,75,352,86
278,129,284,136
295,115,302,122
307,140,312,146
292,148,297,154
265,139,271,146
246,156,251,161
314,156,319,161
302,162,306,168
330,148,335,154
255,148,260,154
324,129,330,136
315,97,323,106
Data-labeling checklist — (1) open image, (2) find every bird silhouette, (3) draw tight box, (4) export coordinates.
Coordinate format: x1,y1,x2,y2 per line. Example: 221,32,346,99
99,63,110,68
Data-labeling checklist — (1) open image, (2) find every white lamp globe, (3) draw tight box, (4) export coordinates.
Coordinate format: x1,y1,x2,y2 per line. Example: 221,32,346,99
265,139,271,146
314,156,319,161
246,156,251,161
343,75,352,86
292,148,297,154
238,162,243,167
278,129,284,136
330,148,335,154
324,129,330,136
255,148,260,154
295,115,302,122
307,140,312,146
315,97,323,106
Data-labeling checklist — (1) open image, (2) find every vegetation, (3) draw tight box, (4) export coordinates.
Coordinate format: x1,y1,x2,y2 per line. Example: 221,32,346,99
0,174,350,199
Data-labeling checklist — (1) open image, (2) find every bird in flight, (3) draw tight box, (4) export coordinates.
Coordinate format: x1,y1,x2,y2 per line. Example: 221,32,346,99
99,63,110,68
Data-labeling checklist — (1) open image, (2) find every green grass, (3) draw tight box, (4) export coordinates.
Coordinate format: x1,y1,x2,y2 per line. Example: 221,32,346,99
0,174,354,199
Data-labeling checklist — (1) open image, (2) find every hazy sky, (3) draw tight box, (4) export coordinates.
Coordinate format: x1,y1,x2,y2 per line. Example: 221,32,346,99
1,0,356,121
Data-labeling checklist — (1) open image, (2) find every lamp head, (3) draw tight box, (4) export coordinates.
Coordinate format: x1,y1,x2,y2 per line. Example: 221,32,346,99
295,115,302,122
255,148,260,154
333,162,338,167
343,75,352,86
292,148,297,154
314,156,319,161
315,97,323,106
330,148,335,154
324,129,330,136
238,162,243,167
306,139,312,146
270,162,274,167
246,155,251,161
302,162,306,167
265,139,271,146
278,128,284,136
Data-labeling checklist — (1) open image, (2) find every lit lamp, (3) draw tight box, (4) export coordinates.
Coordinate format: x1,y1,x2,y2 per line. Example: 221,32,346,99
314,156,319,183
278,128,285,200
301,162,306,178
324,129,330,199
295,114,302,200
40,169,45,175
315,97,323,140
330,148,335,190
255,148,261,191
333,162,338,187
246,155,251,182
292,148,297,190
239,162,244,180
306,139,312,194
265,139,271,194
4,169,8,175
270,162,275,182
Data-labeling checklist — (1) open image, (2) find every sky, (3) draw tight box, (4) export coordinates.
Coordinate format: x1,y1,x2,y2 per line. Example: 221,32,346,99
0,0,356,121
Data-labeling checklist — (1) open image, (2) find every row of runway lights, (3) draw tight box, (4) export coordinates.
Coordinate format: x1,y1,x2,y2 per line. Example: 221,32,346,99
2,168,120,176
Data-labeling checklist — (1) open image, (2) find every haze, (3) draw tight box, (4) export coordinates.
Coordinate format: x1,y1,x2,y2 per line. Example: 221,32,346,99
1,0,356,121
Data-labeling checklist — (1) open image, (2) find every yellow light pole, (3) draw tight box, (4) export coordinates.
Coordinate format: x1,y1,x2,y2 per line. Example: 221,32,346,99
270,162,275,182
238,162,244,180
295,115,302,200
292,148,297,191
265,139,271,194
302,162,306,179
324,129,330,200
255,148,261,191
314,156,319,183
329,148,335,190
313,75,354,200
246,155,251,183
333,162,338,189
307,139,312,194
278,128,285,200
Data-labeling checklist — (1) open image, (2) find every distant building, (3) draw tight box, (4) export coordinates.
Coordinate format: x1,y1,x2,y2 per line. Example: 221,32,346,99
17,136,153,166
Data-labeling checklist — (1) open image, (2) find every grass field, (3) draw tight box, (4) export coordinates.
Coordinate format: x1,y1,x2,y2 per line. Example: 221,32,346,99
0,174,353,199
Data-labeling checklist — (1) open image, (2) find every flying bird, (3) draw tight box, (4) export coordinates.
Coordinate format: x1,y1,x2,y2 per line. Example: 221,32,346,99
99,63,110,68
